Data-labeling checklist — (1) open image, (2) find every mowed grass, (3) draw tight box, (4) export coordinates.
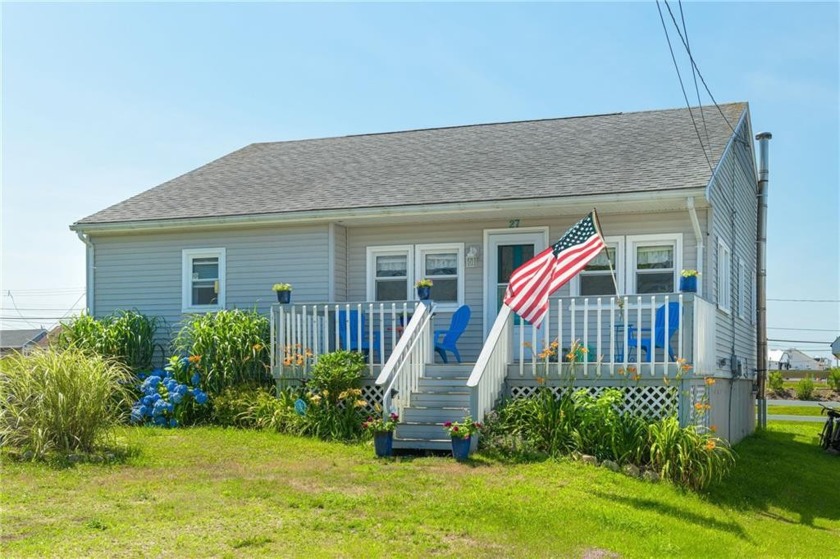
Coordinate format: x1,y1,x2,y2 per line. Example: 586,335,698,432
767,405,828,417
2,422,838,558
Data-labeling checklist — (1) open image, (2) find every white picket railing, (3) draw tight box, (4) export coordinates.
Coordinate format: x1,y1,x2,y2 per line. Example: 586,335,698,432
514,294,702,378
376,302,435,420
467,305,513,423
270,300,419,380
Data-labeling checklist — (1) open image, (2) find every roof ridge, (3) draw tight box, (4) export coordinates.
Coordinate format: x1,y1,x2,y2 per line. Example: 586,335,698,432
249,102,746,146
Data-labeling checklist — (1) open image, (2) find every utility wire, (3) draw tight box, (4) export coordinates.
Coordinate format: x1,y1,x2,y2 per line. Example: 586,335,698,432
677,0,712,158
5,292,42,329
767,298,840,303
655,0,713,172
768,327,839,332
661,0,738,136
767,338,833,344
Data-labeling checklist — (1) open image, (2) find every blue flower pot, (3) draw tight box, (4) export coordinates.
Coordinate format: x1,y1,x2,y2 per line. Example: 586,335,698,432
276,290,291,304
373,431,393,457
416,286,431,300
451,435,471,461
679,276,697,293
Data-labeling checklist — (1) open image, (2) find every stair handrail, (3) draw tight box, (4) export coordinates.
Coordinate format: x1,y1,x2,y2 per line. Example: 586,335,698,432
467,305,513,423
376,302,435,421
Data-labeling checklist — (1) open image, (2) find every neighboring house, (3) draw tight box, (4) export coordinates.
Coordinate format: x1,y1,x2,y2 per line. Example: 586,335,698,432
71,103,762,445
768,349,791,370
782,348,828,371
0,329,48,356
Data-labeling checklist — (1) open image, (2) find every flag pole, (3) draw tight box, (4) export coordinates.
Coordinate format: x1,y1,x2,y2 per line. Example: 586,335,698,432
591,208,623,308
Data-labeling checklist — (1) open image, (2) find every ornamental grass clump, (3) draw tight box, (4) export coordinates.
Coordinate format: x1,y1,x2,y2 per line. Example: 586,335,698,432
0,348,133,457
795,376,815,400
174,309,271,395
58,310,164,373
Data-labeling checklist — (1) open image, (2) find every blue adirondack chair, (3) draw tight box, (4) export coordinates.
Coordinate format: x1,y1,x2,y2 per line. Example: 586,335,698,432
626,302,680,362
434,305,471,364
337,309,381,361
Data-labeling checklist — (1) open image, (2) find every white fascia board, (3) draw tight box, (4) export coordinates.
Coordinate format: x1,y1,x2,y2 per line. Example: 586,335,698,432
69,188,708,235
704,107,749,202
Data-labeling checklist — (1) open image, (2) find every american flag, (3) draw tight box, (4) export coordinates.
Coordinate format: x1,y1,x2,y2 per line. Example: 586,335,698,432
504,211,606,327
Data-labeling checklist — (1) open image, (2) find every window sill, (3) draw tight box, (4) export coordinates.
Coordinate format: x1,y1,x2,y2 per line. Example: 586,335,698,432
182,305,224,314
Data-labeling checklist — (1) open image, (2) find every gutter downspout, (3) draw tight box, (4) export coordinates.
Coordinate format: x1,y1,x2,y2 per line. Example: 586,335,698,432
755,132,772,430
76,231,95,316
686,197,704,294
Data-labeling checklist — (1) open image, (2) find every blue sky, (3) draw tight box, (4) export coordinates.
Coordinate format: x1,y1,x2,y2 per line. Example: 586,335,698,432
2,2,838,358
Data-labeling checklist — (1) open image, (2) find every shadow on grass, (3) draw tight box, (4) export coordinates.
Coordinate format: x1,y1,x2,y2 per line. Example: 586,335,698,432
592,490,753,543
706,423,839,528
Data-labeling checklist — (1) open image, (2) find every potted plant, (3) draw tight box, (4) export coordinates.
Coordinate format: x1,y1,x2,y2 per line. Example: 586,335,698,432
363,411,399,457
272,283,292,304
415,279,433,301
443,415,482,461
679,270,699,293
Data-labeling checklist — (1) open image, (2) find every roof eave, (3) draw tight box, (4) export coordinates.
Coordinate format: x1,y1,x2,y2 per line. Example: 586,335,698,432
70,188,709,234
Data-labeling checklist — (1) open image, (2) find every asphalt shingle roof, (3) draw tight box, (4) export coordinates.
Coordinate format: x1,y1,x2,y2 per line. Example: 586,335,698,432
0,329,47,350
75,103,747,225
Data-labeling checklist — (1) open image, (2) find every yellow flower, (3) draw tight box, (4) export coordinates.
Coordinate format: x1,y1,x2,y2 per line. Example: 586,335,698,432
523,341,533,349
252,343,263,352
536,376,546,385
550,340,559,348
709,425,718,433
188,354,201,364
704,440,716,451
310,394,321,404
283,358,292,366
694,402,705,411
338,390,349,400
355,399,367,408
705,377,716,386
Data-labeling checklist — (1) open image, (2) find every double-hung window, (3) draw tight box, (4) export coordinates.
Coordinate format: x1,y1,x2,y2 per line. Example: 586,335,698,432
717,238,731,313
575,238,623,296
182,248,225,313
367,243,464,309
368,246,412,302
627,234,682,295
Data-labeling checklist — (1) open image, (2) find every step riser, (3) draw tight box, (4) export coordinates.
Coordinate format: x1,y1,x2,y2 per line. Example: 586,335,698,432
418,378,469,388
424,367,473,378
403,408,470,422
397,424,452,439
411,394,471,406
392,439,452,451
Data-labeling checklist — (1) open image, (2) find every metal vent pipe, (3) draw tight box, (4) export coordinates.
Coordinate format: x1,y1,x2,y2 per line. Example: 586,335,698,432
755,132,772,429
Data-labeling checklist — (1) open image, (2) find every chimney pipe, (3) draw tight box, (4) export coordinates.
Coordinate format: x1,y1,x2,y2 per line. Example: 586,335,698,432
755,132,772,429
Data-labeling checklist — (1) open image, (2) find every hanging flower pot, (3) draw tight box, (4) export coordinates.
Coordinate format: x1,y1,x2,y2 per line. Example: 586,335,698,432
679,271,698,293
415,279,433,301
272,283,292,303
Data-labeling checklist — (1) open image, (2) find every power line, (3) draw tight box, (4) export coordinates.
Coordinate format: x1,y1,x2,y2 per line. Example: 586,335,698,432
767,338,833,344
677,0,712,163
768,327,839,332
661,0,738,136
770,299,840,303
655,0,713,172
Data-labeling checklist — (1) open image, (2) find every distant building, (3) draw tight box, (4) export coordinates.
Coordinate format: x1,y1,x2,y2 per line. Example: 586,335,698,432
0,329,48,356
769,348,826,371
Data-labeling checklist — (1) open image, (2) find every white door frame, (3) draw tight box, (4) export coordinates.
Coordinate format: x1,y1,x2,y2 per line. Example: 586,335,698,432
483,227,549,339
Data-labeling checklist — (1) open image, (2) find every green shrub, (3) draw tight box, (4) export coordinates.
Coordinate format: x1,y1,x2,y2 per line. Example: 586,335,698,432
58,310,163,373
827,368,840,393
174,309,271,395
298,388,367,441
768,371,785,394
307,351,366,405
212,385,277,428
648,417,735,491
0,349,132,457
795,376,815,400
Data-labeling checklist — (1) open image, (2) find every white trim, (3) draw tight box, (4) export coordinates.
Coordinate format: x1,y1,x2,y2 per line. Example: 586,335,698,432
71,189,707,234
704,107,749,201
572,236,624,296
366,245,413,302
626,233,683,295
751,270,757,326
717,238,731,315
415,243,464,311
483,227,549,339
181,248,226,313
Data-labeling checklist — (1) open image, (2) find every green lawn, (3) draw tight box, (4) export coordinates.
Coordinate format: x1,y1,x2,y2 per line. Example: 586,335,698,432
767,405,826,417
2,422,838,558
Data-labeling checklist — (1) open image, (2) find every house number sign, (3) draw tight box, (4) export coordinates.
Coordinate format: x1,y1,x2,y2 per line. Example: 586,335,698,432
508,219,520,228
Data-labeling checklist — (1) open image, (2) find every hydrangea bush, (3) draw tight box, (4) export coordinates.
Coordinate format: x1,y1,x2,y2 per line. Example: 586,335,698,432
130,360,208,427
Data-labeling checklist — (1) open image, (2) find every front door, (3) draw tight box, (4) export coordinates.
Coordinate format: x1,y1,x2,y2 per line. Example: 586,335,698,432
485,229,548,359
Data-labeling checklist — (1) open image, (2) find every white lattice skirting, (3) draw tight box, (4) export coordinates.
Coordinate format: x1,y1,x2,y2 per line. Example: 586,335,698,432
508,383,680,419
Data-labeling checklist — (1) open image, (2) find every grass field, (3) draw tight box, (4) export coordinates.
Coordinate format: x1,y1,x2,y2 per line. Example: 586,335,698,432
2,421,838,558
767,405,826,417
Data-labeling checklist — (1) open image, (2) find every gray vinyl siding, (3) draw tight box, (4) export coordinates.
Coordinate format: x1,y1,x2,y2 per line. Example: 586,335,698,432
707,110,758,378
92,225,331,349
332,224,348,302
346,211,700,363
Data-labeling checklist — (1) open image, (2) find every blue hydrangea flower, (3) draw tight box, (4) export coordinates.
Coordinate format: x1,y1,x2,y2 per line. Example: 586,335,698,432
151,367,166,377
176,384,189,395
153,415,167,426
170,391,183,404
169,418,178,428
153,400,168,416
193,390,208,405
179,356,190,368
165,379,178,392
142,395,155,406
191,372,201,387
137,372,148,380
130,407,143,423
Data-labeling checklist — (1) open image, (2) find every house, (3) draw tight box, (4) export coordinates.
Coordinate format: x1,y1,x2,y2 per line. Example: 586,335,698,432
772,348,827,371
768,349,791,370
71,102,763,446
0,329,48,356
